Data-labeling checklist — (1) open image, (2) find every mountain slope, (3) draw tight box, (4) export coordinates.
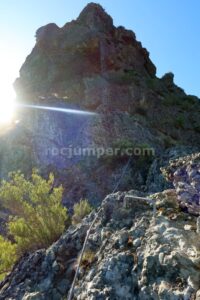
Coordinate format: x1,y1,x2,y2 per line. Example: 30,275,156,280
0,3,199,206
0,153,200,299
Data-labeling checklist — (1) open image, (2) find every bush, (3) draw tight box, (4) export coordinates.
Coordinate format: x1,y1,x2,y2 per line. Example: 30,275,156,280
135,107,147,116
163,94,197,110
72,199,93,225
174,116,185,129
0,236,17,280
99,139,133,166
121,70,140,85
146,77,163,92
100,139,154,167
80,250,96,268
0,170,69,255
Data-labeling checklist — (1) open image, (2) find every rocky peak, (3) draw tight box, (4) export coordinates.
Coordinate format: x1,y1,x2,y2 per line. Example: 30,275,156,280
2,2,200,208
77,2,113,31
35,23,60,42
15,2,157,100
161,72,175,87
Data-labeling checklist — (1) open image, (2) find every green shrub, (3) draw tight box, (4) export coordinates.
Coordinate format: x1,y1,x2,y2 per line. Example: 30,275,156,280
72,199,93,225
162,135,178,148
135,107,147,116
163,94,197,110
0,170,69,255
100,139,134,166
163,94,181,106
121,70,140,85
174,116,185,129
101,139,154,167
113,139,135,153
0,236,17,280
146,77,163,92
194,125,200,133
80,250,96,268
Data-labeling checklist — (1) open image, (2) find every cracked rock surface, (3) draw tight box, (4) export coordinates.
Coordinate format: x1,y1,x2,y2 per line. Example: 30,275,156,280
0,186,200,299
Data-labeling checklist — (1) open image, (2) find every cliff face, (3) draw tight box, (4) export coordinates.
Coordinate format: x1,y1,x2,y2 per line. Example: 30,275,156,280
0,2,200,205
0,153,200,299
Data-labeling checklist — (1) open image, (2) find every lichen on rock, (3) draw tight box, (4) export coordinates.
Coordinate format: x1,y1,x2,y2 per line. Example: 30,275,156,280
162,152,200,216
0,183,200,299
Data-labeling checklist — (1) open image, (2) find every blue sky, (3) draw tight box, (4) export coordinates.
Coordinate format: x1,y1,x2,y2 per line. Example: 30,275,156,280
0,0,200,97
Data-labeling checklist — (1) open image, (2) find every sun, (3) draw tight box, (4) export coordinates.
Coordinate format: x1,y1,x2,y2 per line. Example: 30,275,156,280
0,55,17,126
0,89,15,125
0,101,14,124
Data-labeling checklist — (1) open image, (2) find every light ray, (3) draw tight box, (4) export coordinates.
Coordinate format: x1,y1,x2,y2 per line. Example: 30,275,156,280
16,104,97,116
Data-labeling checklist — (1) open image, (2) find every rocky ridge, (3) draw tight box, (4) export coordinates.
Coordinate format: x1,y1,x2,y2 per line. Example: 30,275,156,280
0,153,200,299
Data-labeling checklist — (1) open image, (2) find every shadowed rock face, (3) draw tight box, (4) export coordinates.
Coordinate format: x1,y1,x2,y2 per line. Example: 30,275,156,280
0,2,200,206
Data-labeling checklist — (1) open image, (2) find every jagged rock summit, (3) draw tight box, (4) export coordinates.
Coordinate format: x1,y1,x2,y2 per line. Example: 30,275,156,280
77,2,114,30
36,2,114,41
15,2,156,103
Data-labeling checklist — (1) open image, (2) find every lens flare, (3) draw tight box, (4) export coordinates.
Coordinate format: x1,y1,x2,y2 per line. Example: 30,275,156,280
17,104,97,116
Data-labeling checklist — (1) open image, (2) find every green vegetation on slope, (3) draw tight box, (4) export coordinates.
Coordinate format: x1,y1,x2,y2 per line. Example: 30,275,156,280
0,170,69,255
0,171,93,281
72,199,93,225
0,236,17,281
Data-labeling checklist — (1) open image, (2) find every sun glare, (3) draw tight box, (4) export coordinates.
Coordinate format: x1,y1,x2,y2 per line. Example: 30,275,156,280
0,53,19,126
0,88,15,125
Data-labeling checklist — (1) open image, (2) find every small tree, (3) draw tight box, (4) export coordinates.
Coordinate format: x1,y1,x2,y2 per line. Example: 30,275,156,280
0,170,69,255
72,199,93,225
0,236,16,280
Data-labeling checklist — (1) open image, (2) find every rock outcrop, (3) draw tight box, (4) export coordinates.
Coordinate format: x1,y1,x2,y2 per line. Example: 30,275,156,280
162,152,200,215
0,153,200,299
15,2,156,100
146,146,199,193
